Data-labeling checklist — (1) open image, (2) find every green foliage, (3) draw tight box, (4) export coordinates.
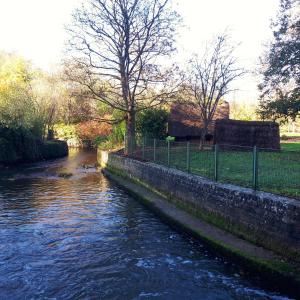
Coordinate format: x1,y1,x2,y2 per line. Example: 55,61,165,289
40,140,68,159
258,0,300,121
0,53,38,130
136,108,169,138
281,134,289,141
54,123,80,147
97,121,125,150
55,121,114,148
0,137,17,163
0,125,40,163
0,126,68,164
230,100,259,121
110,121,126,143
54,123,77,140
93,136,107,146
0,124,68,164
166,136,175,142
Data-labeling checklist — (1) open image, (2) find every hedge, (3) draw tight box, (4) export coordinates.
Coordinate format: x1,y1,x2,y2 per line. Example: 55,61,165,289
0,125,68,165
40,140,68,160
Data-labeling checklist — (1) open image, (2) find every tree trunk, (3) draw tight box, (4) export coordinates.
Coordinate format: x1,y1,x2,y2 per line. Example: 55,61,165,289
125,111,136,155
200,123,208,150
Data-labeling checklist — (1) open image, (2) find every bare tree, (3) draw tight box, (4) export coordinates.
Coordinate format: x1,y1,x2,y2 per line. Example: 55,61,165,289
185,34,245,146
66,0,180,153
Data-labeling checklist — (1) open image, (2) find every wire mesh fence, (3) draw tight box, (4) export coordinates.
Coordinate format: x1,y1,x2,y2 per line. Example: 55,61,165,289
218,144,254,188
127,136,300,199
257,148,300,198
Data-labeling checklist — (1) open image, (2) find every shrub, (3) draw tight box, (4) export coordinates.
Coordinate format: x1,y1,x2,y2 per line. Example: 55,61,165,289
136,108,169,139
166,136,175,142
0,137,17,163
54,121,112,148
76,120,112,141
93,136,107,146
0,124,68,164
97,121,125,150
0,125,41,163
54,124,81,147
40,140,68,159
18,129,41,161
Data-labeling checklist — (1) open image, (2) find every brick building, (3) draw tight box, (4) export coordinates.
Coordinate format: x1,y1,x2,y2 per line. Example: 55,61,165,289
168,101,230,141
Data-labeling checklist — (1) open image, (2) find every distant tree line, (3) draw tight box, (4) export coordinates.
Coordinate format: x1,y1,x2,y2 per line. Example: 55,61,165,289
2,0,295,157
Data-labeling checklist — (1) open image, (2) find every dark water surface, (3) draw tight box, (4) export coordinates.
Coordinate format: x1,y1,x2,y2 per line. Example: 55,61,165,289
0,150,294,299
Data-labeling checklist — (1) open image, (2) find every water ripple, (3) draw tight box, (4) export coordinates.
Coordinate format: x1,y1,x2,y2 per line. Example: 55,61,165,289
0,149,294,300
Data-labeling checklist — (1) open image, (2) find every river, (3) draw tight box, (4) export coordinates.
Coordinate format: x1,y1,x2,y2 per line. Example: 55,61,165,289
0,149,293,299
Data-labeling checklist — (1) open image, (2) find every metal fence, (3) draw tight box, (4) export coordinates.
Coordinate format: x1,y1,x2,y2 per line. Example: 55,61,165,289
126,136,300,199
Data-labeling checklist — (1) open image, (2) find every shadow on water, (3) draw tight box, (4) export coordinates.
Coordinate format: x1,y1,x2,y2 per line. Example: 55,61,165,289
0,149,296,299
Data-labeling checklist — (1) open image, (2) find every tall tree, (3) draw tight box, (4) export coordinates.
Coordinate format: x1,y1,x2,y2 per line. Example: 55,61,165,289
0,52,37,130
185,34,244,146
66,0,179,153
258,0,300,121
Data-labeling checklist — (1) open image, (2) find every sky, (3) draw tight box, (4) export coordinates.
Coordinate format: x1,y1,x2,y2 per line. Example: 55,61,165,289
0,0,280,102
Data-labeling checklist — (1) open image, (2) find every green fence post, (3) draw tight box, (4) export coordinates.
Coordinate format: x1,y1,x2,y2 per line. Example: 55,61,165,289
153,139,156,162
167,140,170,167
142,136,145,159
253,146,259,190
214,144,219,181
186,141,190,172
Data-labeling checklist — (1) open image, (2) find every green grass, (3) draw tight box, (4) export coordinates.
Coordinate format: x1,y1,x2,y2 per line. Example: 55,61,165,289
281,142,300,151
141,142,300,199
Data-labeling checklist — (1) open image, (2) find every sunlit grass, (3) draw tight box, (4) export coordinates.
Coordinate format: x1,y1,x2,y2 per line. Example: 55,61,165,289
141,143,300,199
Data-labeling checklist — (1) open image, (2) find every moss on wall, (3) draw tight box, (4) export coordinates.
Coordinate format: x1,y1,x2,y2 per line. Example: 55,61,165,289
103,168,300,296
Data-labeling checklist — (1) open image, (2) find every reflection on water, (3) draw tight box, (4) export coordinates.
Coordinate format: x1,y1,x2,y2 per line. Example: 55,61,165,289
0,149,293,299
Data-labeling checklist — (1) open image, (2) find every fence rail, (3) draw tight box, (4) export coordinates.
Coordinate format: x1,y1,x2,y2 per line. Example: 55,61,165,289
126,136,300,199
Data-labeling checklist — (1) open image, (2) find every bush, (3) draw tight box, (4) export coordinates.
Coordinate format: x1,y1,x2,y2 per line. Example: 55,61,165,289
0,125,41,163
40,140,68,159
136,108,169,139
166,136,175,142
0,124,68,164
76,120,112,144
54,124,81,147
97,121,125,150
93,136,107,146
18,129,41,161
0,137,17,163
54,121,112,148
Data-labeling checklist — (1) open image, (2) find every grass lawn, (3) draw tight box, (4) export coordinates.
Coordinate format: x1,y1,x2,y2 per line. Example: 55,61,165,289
142,142,300,199
281,142,300,151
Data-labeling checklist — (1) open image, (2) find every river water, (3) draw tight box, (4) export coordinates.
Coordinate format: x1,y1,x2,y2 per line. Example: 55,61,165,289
0,149,294,299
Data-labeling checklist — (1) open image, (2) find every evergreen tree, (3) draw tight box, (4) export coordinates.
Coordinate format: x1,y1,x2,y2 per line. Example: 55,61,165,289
258,0,300,121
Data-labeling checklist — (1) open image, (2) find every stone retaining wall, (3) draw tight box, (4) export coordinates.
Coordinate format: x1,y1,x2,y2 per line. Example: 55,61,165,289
100,151,300,260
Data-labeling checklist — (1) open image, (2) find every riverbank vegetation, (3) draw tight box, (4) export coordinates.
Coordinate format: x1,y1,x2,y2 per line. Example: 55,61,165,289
0,52,68,164
0,52,114,164
0,0,299,162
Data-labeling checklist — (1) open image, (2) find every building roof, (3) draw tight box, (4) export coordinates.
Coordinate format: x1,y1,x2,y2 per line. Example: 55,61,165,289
168,101,230,137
